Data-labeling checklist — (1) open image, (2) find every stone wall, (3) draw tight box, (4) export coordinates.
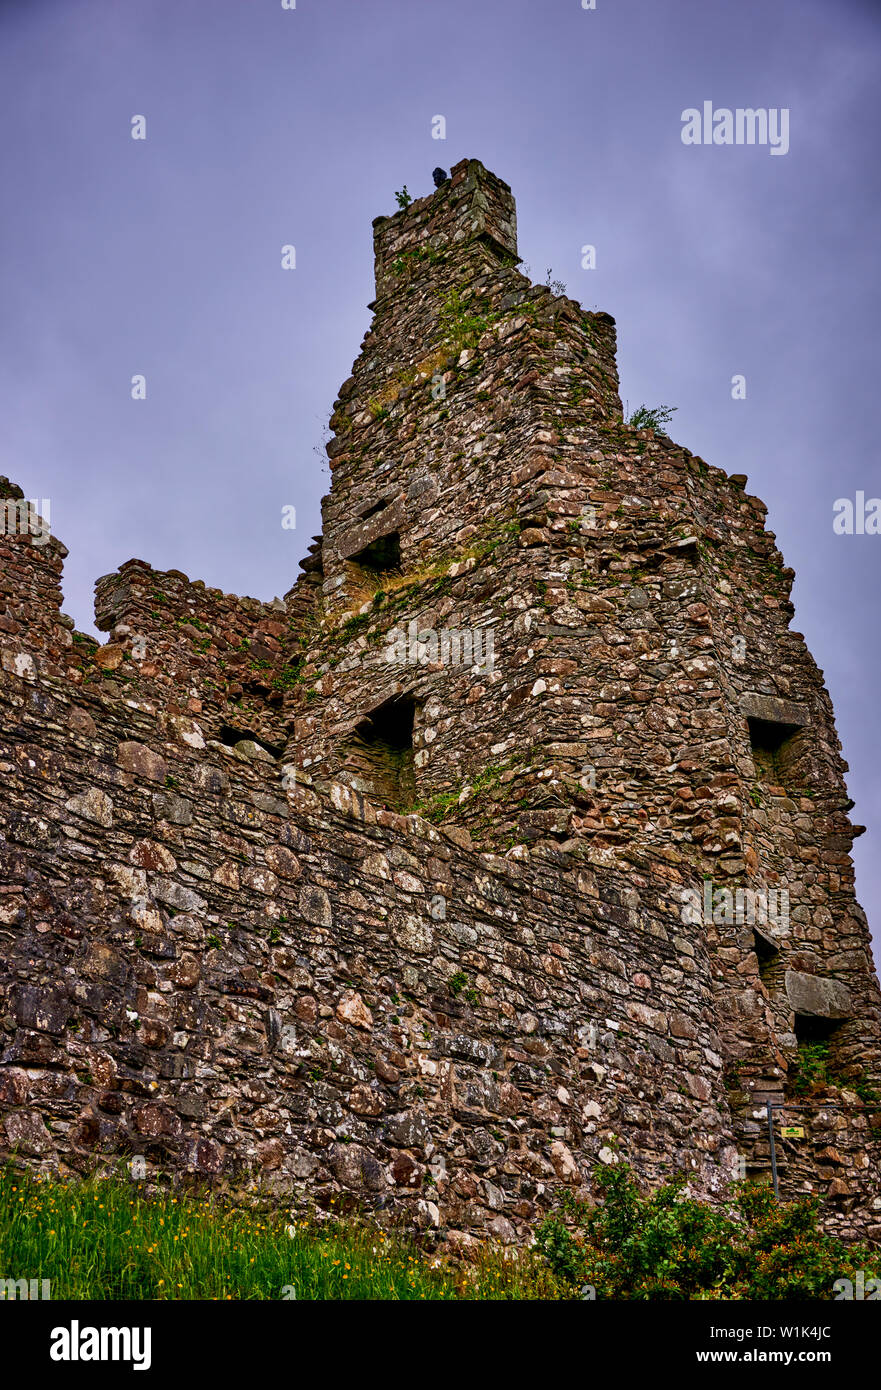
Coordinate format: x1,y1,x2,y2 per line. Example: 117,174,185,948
0,650,738,1240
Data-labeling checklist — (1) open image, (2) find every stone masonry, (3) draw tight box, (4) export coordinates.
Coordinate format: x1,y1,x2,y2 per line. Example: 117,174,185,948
1,159,879,1244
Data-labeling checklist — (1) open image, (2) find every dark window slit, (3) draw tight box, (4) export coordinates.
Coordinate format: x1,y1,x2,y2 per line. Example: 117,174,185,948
219,726,284,759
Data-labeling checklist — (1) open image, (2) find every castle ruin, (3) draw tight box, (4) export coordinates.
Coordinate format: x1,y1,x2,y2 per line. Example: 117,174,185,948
1,159,879,1243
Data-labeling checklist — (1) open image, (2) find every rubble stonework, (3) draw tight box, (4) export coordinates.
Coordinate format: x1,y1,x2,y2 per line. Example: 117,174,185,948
1,159,879,1244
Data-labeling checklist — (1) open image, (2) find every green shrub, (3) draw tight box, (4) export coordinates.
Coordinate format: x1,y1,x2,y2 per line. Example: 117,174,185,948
536,1162,879,1300
626,403,677,436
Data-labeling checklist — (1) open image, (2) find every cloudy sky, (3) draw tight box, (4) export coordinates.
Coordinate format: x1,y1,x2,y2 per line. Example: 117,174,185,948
2,0,879,955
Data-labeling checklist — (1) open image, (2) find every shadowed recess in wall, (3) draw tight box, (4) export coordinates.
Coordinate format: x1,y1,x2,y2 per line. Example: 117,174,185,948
340,694,416,812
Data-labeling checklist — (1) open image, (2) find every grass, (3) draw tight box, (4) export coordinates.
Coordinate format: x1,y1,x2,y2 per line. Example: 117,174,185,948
327,517,520,629
0,1167,564,1301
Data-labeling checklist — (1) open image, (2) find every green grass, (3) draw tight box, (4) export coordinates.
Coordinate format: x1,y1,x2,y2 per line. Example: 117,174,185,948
0,1167,563,1301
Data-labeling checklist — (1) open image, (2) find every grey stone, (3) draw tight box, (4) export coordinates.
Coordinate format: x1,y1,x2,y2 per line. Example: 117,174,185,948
785,970,852,1019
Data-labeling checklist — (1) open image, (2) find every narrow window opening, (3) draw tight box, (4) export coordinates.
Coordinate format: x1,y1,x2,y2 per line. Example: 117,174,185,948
783,1011,850,1106
359,499,389,521
748,718,807,791
787,1015,846,1098
350,530,401,573
754,928,783,991
340,694,416,811
793,1013,841,1045
669,537,699,562
219,725,284,759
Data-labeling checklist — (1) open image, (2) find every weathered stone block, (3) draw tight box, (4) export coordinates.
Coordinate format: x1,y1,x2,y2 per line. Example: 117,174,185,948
785,970,852,1019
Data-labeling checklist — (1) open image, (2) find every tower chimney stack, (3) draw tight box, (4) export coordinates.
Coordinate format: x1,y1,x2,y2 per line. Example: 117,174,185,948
371,158,518,304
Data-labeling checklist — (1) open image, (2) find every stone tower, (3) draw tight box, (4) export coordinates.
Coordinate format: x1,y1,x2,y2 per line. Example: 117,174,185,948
0,160,879,1242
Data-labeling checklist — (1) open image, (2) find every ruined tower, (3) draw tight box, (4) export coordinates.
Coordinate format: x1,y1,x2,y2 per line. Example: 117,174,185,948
1,159,879,1242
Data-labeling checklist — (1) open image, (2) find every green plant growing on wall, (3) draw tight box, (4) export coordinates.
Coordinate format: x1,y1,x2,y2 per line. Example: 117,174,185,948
391,245,440,278
789,1042,880,1102
544,268,567,296
394,186,412,210
626,403,678,436
271,660,305,692
790,1041,831,1095
438,289,502,353
851,1072,881,1104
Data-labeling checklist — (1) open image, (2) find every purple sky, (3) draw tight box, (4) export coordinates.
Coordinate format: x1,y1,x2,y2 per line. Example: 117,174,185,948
2,0,880,957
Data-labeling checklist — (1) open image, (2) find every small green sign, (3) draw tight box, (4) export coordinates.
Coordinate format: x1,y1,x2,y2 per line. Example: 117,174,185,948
780,1125,804,1138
